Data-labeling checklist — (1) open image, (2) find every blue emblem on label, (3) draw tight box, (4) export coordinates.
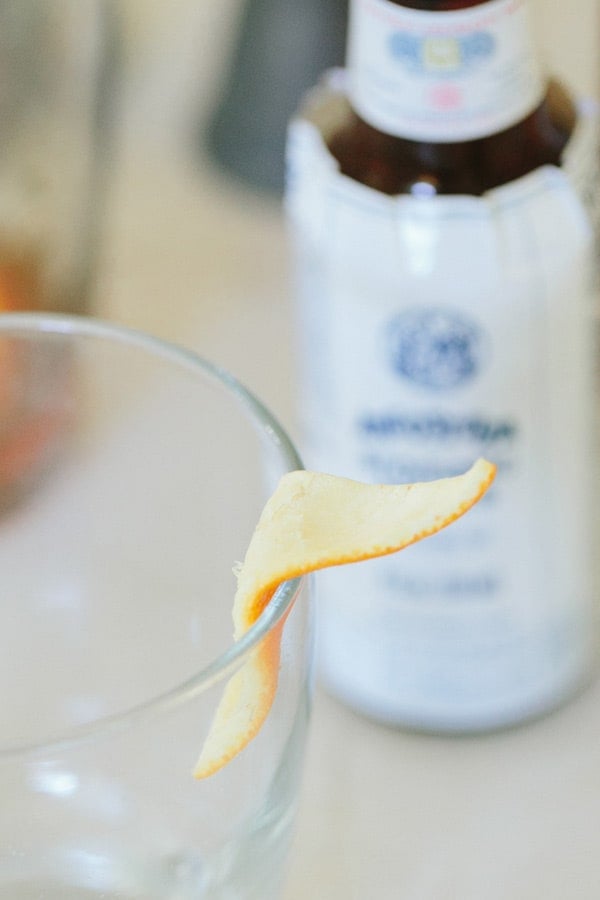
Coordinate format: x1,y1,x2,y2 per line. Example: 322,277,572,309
388,31,495,74
386,308,485,390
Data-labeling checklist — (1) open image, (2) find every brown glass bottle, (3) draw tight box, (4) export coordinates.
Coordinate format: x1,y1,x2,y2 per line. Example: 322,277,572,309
287,0,598,734
328,0,577,196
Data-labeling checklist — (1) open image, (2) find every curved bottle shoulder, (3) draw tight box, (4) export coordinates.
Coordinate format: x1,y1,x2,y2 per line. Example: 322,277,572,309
327,81,577,196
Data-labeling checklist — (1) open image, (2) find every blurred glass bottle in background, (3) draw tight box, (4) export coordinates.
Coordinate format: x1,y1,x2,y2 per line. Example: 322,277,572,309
0,1,117,509
0,0,116,316
287,0,600,730
206,0,348,193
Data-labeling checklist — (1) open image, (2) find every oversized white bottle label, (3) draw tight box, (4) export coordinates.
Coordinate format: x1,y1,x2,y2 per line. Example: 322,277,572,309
286,83,599,729
348,0,545,141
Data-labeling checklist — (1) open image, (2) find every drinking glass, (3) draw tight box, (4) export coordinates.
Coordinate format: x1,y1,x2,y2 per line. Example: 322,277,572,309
0,313,313,899
0,1,116,316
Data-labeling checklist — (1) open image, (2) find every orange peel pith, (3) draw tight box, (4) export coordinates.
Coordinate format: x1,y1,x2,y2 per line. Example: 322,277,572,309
194,458,496,779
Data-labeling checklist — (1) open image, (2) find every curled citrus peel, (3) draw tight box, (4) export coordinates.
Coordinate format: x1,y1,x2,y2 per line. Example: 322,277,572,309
193,458,496,779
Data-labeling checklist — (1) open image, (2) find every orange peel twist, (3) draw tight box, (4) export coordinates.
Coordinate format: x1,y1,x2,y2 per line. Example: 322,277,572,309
194,458,496,778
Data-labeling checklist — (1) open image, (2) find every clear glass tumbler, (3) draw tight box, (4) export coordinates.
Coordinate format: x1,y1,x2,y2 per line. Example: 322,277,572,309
0,314,313,899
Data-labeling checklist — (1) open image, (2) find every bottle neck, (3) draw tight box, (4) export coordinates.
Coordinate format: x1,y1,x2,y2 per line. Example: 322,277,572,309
347,0,546,142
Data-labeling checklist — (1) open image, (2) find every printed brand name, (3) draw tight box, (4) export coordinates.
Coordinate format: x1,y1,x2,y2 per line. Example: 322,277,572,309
358,413,516,444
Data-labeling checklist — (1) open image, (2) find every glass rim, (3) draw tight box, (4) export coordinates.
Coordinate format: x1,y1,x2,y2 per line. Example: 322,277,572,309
0,311,305,761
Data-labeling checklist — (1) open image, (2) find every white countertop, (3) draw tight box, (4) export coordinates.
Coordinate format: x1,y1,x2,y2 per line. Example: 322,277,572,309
95,7,600,897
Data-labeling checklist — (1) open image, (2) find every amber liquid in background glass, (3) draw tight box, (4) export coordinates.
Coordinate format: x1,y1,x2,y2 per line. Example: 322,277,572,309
328,0,577,196
0,246,74,511
0,244,43,313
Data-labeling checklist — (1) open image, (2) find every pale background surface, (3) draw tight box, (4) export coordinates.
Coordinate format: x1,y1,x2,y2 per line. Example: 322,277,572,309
96,3,600,898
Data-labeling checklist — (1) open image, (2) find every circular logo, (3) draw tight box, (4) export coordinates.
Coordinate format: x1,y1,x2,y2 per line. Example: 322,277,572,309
386,308,485,390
